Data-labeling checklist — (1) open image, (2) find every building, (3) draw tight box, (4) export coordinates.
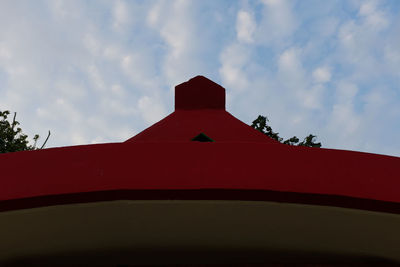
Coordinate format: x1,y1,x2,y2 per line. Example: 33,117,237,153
0,76,399,266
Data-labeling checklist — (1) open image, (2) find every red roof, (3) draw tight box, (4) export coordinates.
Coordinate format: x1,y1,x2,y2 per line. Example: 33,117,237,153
0,75,399,213
1,75,400,265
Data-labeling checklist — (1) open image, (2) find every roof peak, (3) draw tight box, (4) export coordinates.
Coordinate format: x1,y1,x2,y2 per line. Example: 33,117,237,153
175,76,225,110
127,75,278,144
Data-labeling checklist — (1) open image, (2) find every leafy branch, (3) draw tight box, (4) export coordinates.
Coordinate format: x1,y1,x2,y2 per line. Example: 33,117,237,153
0,110,50,153
251,115,321,148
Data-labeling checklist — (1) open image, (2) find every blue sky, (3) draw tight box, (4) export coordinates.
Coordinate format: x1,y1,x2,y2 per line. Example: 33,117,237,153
0,0,399,156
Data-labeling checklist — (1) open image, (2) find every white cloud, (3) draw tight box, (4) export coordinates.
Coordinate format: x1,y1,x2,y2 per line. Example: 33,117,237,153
149,1,192,57
358,1,376,16
137,96,167,124
320,81,362,150
338,21,356,48
111,84,126,97
0,42,12,59
0,1,399,156
54,98,81,123
315,16,339,37
54,79,87,101
219,44,249,91
358,0,388,30
337,1,389,64
0,1,154,147
277,47,307,90
87,64,106,91
146,0,202,85
363,89,386,111
278,48,301,73
147,1,162,27
330,104,360,136
87,116,135,143
112,0,131,32
120,52,160,90
256,0,296,46
46,0,84,21
71,132,88,145
83,34,102,56
312,67,331,84
103,44,123,61
336,81,359,105
302,85,324,110
236,10,256,43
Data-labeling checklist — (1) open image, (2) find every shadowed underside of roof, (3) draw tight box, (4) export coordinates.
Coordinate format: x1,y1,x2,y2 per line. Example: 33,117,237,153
2,200,399,265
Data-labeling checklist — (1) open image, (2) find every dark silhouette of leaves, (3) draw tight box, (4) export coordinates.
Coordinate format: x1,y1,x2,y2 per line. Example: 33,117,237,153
251,115,282,142
0,110,50,153
251,115,321,148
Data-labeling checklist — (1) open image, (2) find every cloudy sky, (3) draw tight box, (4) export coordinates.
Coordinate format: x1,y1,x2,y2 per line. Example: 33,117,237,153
0,0,399,157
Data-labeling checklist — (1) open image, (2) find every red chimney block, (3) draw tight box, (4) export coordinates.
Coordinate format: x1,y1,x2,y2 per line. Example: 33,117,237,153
175,76,225,110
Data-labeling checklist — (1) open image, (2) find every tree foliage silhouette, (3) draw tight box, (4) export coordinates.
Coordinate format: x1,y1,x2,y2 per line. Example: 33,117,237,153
251,115,321,148
0,110,50,153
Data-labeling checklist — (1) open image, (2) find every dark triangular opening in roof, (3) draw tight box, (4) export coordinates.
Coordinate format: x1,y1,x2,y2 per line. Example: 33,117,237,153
191,133,214,142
